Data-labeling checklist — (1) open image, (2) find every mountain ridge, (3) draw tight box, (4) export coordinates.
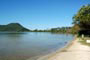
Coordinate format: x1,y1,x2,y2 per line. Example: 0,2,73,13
0,23,30,32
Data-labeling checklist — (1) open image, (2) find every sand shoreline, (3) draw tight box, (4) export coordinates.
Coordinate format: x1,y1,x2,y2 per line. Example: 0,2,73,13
38,37,90,60
27,37,75,60
37,37,76,60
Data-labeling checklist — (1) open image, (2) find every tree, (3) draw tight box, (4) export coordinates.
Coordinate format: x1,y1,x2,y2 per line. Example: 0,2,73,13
72,4,90,33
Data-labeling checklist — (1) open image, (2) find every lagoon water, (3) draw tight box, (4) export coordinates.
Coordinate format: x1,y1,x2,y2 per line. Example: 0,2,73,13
0,32,74,60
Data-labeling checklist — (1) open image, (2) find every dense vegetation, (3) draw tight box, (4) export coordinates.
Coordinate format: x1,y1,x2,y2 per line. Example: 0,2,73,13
50,27,71,33
32,27,71,33
72,4,90,35
0,23,30,32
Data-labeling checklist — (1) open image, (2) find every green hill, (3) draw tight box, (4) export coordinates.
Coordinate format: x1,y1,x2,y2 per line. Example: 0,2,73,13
0,23,30,32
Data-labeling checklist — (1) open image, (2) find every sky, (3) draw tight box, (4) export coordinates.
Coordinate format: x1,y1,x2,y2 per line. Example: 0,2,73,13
0,0,90,30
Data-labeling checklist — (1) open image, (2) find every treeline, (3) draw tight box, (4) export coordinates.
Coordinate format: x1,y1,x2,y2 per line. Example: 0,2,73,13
50,27,71,33
31,29,50,32
31,27,72,33
0,23,72,33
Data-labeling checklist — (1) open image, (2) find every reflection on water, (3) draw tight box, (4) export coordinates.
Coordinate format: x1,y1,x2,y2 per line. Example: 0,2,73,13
0,32,74,60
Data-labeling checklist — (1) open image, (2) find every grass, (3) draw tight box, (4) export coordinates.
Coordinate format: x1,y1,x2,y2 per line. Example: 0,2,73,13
78,37,90,46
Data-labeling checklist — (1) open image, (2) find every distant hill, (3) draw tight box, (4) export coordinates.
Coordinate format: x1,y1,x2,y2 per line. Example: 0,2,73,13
0,23,30,32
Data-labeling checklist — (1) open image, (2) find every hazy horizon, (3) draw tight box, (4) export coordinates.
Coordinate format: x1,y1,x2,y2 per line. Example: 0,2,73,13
0,0,89,29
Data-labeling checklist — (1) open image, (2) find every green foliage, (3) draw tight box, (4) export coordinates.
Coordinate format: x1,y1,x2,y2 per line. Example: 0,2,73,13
71,24,80,34
31,27,71,33
50,27,71,33
32,29,50,32
73,4,90,30
72,4,90,34
0,23,30,32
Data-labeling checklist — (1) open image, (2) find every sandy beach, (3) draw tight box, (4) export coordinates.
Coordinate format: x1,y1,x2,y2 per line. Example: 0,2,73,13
38,38,90,60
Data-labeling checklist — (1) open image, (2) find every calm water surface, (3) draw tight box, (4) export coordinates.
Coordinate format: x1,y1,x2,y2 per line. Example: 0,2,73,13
0,32,74,60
